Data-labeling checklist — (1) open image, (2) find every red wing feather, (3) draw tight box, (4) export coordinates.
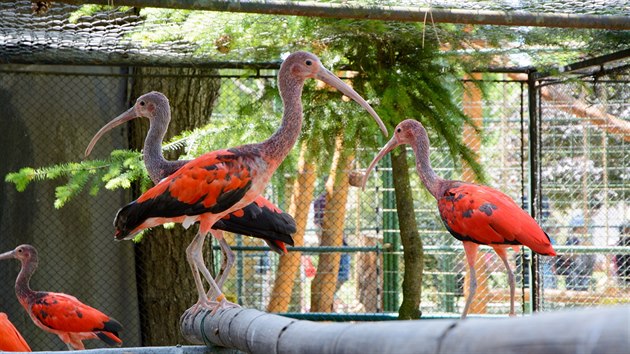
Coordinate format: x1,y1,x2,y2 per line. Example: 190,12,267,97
116,149,256,238
30,293,113,334
253,196,284,214
138,149,252,209
0,313,31,352
438,183,555,256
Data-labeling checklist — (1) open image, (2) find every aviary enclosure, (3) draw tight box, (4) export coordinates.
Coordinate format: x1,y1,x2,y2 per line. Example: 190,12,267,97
0,0,628,351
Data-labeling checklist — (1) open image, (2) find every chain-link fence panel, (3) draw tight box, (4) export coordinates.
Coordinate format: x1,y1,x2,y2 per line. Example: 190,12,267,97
0,66,140,350
1,22,628,350
538,66,630,310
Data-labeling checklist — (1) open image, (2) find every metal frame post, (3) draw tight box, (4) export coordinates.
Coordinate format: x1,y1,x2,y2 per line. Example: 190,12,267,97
527,70,541,313
381,154,400,313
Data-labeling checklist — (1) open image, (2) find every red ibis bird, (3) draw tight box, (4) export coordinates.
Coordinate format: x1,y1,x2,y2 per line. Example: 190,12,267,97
85,91,297,292
362,119,556,318
0,312,31,352
0,245,123,350
114,51,387,311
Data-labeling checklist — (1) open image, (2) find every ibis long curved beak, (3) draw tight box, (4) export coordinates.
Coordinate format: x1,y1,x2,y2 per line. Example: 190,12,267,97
0,249,16,260
361,136,402,189
85,107,138,157
316,67,388,137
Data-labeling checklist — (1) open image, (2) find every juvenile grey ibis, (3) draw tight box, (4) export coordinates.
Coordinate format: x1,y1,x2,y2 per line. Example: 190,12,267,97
0,244,122,350
85,91,297,293
113,51,387,312
362,119,555,318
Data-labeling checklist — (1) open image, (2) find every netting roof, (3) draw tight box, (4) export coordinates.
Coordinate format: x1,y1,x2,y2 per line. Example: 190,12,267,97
378,0,629,14
1,0,628,67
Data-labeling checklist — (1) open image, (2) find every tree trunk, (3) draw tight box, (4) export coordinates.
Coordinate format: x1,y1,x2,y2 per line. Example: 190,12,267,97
267,141,317,312
129,66,221,345
310,133,352,312
391,147,423,320
356,234,380,312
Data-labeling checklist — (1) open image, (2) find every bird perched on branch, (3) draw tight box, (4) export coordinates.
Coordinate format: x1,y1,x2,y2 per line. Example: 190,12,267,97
113,51,387,313
362,119,555,318
85,91,297,293
0,244,122,350
0,312,31,352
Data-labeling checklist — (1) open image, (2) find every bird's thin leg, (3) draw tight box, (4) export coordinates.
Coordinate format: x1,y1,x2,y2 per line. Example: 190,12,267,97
205,231,240,314
62,333,83,350
205,230,231,299
461,241,479,319
215,234,235,290
186,230,208,305
188,231,224,304
493,246,516,317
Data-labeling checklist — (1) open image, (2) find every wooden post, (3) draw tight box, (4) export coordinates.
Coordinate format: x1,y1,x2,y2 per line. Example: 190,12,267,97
462,73,489,315
310,133,352,312
267,141,317,312
180,305,630,354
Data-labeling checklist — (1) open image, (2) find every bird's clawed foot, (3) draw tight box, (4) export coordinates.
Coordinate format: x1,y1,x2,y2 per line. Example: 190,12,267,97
188,294,240,316
208,294,241,316
189,297,220,316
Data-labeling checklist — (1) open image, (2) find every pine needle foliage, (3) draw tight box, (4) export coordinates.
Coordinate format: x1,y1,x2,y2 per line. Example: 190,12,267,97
313,19,486,181
5,149,150,208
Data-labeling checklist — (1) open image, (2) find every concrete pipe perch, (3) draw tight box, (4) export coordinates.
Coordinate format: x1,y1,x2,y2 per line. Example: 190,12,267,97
181,305,629,354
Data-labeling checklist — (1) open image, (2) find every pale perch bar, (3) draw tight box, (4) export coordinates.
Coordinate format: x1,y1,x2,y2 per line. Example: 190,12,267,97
180,305,629,354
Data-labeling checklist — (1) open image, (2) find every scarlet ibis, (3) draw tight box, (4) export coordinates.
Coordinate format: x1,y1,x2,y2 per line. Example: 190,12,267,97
84,91,297,291
0,245,123,350
114,51,387,311
362,119,556,318
0,312,31,352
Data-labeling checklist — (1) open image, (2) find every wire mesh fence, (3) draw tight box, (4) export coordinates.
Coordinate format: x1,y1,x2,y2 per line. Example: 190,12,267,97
0,66,138,350
1,35,629,354
537,72,630,311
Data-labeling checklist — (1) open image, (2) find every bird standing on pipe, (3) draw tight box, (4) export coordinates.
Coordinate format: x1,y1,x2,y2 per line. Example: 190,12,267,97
362,119,555,318
0,244,123,350
85,91,297,293
113,51,388,312
0,312,31,352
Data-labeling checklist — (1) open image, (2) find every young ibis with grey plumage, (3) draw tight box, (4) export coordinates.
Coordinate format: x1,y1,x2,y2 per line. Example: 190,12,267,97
362,119,555,318
85,91,297,293
0,245,122,350
0,312,31,352
113,51,387,312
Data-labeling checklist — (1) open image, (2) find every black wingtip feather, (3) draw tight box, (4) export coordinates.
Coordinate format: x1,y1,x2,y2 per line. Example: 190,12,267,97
103,318,124,332
96,331,121,346
214,202,297,249
114,202,137,240
95,318,123,346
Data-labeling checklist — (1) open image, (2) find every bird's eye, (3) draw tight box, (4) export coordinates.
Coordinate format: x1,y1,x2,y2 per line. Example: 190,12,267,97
305,60,313,66
17,249,22,253
397,128,402,133
139,101,146,106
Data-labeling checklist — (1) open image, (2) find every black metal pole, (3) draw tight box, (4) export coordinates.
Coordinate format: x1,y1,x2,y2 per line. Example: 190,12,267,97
48,0,630,30
527,70,541,313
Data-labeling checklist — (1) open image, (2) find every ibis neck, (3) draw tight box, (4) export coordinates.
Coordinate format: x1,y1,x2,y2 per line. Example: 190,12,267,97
143,115,170,184
262,73,304,168
412,138,443,200
15,258,36,300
